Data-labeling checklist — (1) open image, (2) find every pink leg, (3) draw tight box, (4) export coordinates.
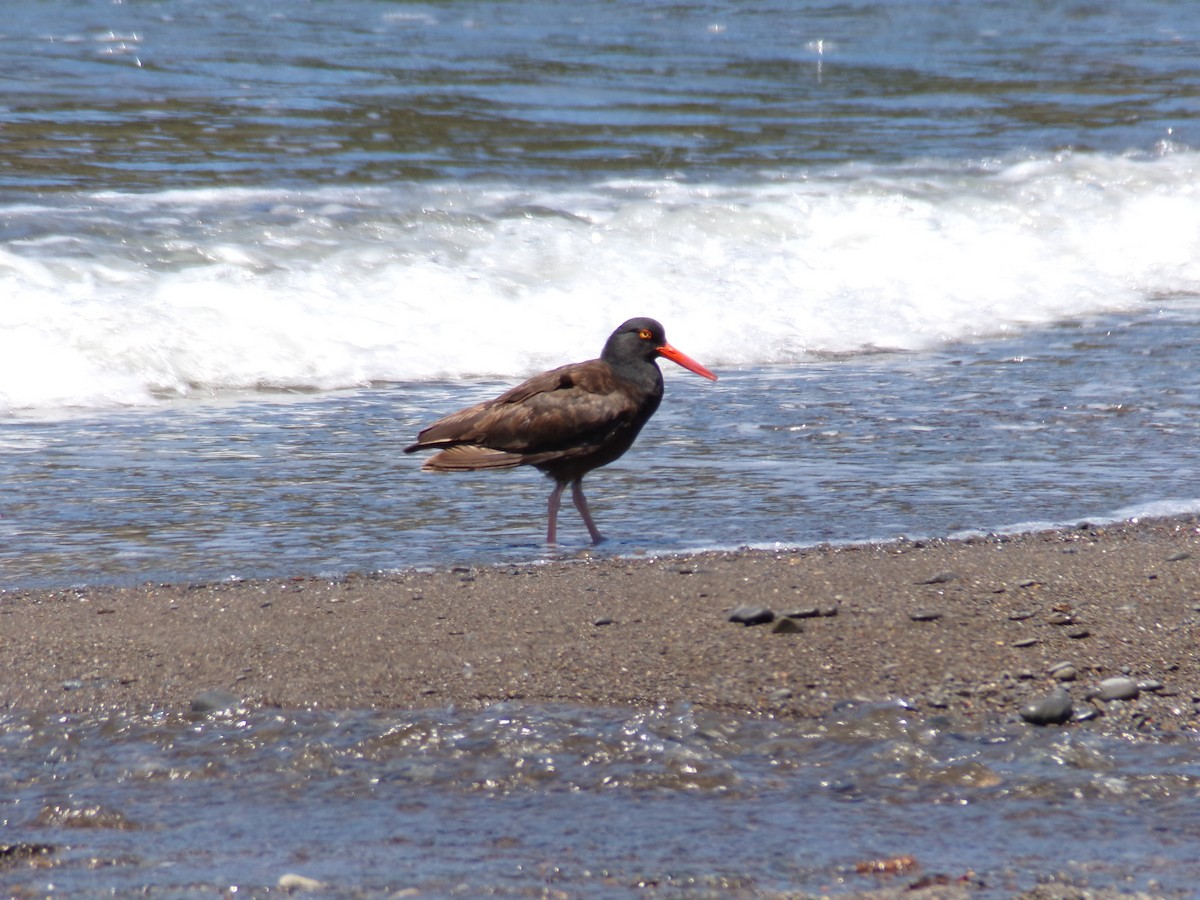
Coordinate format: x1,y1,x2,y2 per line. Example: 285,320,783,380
571,479,604,544
546,480,566,545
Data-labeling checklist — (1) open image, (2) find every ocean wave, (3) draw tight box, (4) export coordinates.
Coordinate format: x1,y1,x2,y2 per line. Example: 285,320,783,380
2,149,1198,414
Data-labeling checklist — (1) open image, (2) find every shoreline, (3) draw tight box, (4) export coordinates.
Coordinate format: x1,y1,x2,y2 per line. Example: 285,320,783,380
2,515,1198,734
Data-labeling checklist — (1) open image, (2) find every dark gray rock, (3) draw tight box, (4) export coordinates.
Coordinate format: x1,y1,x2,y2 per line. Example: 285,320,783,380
1020,687,1073,725
728,606,775,627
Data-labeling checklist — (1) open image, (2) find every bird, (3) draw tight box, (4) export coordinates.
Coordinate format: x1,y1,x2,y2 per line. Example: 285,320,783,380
404,317,717,544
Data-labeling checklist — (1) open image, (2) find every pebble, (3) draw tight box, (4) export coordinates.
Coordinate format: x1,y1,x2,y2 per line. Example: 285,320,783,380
1048,661,1078,682
1012,637,1040,648
1167,551,1192,562
1066,627,1090,639
918,571,957,585
592,616,614,627
909,610,943,622
1093,676,1140,702
728,606,775,626
1008,610,1035,621
1019,687,1073,726
1046,612,1074,626
784,604,837,618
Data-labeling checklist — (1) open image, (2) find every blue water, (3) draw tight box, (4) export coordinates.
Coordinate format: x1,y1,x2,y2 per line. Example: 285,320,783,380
4,703,1200,897
5,0,1196,189
4,0,1200,895
4,305,1200,588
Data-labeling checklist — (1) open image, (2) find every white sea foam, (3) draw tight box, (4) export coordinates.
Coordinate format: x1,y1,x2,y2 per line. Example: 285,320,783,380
2,150,1199,414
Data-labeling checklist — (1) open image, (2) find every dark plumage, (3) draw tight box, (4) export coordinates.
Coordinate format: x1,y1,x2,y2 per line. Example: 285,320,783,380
404,317,717,544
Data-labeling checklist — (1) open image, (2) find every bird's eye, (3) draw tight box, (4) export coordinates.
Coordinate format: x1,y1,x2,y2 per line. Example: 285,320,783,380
638,328,653,340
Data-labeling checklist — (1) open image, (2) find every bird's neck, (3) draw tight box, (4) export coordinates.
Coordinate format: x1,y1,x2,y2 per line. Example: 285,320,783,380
605,356,663,397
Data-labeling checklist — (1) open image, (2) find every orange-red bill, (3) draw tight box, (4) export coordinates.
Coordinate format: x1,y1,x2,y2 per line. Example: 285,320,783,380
657,343,718,381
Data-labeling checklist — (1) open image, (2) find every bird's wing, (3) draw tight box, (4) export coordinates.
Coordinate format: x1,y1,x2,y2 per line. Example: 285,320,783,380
405,361,642,459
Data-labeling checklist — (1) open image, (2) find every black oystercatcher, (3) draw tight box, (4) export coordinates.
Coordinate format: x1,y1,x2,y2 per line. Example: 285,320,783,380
404,317,717,544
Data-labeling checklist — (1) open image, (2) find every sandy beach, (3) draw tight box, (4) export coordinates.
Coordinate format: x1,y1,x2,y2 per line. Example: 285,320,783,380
3,515,1197,733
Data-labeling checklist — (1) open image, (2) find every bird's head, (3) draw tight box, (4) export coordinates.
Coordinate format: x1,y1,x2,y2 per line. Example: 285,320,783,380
604,318,717,381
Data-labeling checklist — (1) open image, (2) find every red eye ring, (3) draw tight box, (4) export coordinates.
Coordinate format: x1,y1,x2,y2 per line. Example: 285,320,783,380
638,328,653,340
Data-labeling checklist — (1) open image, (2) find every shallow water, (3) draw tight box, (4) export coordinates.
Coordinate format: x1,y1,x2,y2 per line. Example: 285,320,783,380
3,303,1199,589
3,702,1198,897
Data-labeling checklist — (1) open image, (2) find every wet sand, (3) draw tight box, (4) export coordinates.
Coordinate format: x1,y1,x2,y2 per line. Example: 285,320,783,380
2,516,1198,733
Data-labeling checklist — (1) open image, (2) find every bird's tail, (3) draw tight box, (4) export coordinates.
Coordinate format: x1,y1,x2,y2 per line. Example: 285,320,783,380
412,444,528,471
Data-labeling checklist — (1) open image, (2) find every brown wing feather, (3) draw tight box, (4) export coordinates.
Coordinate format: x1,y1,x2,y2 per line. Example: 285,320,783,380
404,360,650,470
